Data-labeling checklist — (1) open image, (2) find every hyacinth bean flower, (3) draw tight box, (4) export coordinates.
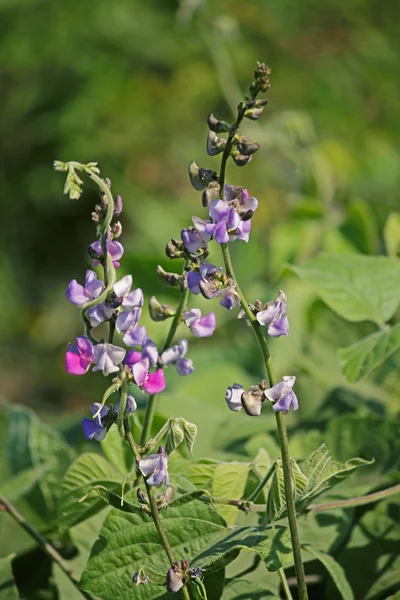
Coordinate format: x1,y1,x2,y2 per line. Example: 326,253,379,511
82,403,108,441
161,339,194,376
138,446,169,487
132,357,166,394
66,270,103,306
167,568,184,593
124,338,159,367
225,384,245,412
184,309,216,338
224,184,258,221
87,302,115,328
66,337,94,375
92,342,126,376
205,200,241,244
264,376,298,413
187,261,221,295
89,238,124,268
256,290,289,337
219,287,241,310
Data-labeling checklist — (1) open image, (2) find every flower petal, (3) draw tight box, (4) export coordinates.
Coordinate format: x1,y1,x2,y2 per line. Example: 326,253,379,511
113,274,132,298
142,369,166,394
189,312,216,337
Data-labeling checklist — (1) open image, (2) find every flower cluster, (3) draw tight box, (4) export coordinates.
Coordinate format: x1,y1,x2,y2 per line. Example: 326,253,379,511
64,176,217,444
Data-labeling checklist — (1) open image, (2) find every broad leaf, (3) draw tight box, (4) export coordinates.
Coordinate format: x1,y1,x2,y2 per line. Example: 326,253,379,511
303,546,354,600
266,445,371,522
0,554,19,600
211,462,250,525
0,464,48,502
5,405,74,518
165,418,184,455
101,426,134,475
80,492,283,600
59,452,122,528
288,253,400,325
338,323,400,382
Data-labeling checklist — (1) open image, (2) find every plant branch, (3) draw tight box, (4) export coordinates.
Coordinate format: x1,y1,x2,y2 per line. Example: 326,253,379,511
279,567,294,600
0,496,95,600
140,284,190,445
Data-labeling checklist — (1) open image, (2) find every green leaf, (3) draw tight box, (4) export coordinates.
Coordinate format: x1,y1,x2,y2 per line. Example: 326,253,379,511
5,405,74,518
338,323,400,382
0,554,19,600
0,464,48,502
181,419,198,455
80,491,282,599
303,546,354,600
266,445,371,522
80,494,227,599
59,452,122,529
288,253,400,325
82,485,143,514
222,579,276,599
165,418,184,455
211,462,250,525
101,426,134,475
384,212,400,257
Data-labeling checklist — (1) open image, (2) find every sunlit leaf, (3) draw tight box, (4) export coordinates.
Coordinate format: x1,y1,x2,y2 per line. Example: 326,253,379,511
303,546,354,600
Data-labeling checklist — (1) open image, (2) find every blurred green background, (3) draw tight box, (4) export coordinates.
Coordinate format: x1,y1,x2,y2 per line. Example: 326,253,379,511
1,0,399,444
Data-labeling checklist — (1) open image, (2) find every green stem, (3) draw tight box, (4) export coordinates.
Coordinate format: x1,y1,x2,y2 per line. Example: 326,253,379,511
124,420,191,599
140,285,190,445
0,496,94,600
221,243,308,599
307,482,400,512
246,463,275,503
279,567,294,600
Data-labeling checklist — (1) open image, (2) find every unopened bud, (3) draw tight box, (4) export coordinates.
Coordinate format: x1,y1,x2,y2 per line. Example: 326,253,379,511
199,279,219,299
104,177,112,189
137,488,149,504
206,131,226,156
202,181,220,207
241,390,263,416
167,568,184,593
166,238,184,259
207,113,230,133
149,296,176,321
91,211,100,223
112,221,122,238
88,245,101,261
232,152,252,167
157,265,181,289
237,138,260,156
188,161,218,191
114,194,123,215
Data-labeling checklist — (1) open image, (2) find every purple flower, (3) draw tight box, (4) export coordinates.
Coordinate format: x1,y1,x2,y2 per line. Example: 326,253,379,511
161,339,194,376
224,185,258,221
256,290,289,337
66,270,103,306
87,302,115,328
225,384,244,412
82,403,108,441
138,447,169,487
66,337,94,375
181,228,203,253
132,357,166,394
89,239,124,268
264,376,298,413
219,287,241,310
125,394,137,414
92,343,126,376
188,261,221,295
184,309,216,338
123,324,147,347
205,200,241,244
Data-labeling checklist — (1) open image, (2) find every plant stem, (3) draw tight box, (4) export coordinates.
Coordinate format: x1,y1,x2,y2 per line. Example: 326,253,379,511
140,285,190,445
246,463,275,503
0,496,94,600
124,419,191,600
307,482,400,512
279,567,294,600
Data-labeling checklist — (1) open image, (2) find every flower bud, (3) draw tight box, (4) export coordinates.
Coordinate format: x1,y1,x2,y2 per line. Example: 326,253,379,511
149,296,176,321
132,571,149,586
202,181,220,207
206,131,226,156
91,211,100,223
199,279,219,299
112,221,122,238
237,137,260,156
241,390,263,416
188,161,218,191
166,238,184,259
104,177,112,189
114,194,123,215
157,266,182,289
137,488,149,504
88,244,101,261
232,152,252,167
207,113,230,133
